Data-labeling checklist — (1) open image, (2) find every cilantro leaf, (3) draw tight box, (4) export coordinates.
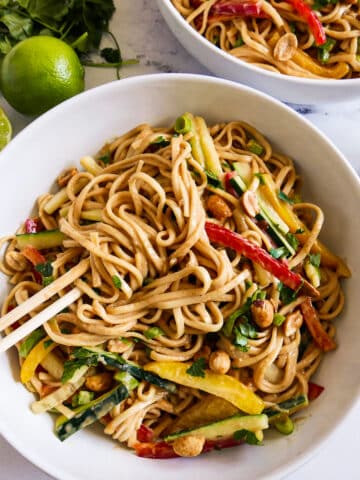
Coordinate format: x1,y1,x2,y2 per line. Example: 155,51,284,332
273,313,286,326
309,253,321,268
233,429,261,445
278,282,298,305
186,357,207,378
269,246,288,259
234,327,249,352
278,191,294,204
285,232,299,251
35,262,53,277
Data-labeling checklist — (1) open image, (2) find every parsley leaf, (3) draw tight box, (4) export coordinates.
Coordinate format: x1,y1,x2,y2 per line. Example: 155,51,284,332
233,429,261,445
285,232,299,251
186,357,207,378
278,191,294,204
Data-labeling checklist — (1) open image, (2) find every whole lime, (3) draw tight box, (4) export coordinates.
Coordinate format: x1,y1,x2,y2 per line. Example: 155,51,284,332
0,36,85,116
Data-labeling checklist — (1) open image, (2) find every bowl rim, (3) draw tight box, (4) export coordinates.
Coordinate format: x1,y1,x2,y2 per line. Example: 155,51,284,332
0,73,359,480
157,0,360,88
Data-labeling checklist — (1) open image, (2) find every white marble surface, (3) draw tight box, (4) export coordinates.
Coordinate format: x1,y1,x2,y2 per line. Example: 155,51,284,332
0,1,359,479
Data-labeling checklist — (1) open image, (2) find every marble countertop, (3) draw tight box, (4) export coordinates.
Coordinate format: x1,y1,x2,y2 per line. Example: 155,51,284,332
0,1,359,479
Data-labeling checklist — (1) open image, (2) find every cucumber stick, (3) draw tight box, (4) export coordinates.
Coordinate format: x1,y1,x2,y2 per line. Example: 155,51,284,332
165,413,268,442
55,383,129,441
16,229,65,250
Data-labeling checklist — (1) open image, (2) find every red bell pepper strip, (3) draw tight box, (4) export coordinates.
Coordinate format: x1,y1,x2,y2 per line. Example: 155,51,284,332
285,0,326,46
224,171,240,198
134,437,244,459
22,245,46,266
308,382,325,401
208,0,266,23
137,424,155,443
300,297,336,352
25,218,43,234
205,222,319,297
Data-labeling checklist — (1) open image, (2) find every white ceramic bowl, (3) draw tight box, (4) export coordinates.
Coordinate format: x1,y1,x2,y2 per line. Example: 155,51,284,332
0,74,359,480
157,0,360,105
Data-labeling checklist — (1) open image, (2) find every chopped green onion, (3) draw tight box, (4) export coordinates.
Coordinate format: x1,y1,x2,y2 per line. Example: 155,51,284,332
247,139,264,156
317,38,336,64
144,327,164,339
151,136,170,148
274,415,294,435
175,114,193,135
112,275,122,289
114,371,139,391
72,390,95,408
273,313,286,326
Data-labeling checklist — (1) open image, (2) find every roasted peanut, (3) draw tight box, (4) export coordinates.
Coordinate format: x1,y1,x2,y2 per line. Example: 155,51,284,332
206,194,232,220
172,435,205,457
251,299,274,329
273,33,298,62
209,350,231,374
283,310,303,337
85,372,113,392
242,190,260,217
57,167,78,188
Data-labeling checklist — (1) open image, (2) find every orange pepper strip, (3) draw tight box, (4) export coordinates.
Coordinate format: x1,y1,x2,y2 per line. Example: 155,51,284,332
300,298,337,352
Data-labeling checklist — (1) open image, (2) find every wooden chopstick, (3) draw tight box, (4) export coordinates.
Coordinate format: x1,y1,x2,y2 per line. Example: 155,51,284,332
0,258,89,353
0,287,81,353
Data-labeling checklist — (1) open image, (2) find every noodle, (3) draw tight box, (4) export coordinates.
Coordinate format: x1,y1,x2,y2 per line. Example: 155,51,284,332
171,0,360,79
0,114,349,457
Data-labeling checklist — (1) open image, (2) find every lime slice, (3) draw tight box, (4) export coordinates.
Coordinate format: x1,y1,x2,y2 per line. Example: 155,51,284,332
0,107,12,151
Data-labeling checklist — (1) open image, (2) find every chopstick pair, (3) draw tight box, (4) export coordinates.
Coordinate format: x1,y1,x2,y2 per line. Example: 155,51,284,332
0,258,89,353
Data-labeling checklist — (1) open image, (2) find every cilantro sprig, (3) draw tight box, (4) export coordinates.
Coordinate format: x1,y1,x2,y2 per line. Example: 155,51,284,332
186,357,207,378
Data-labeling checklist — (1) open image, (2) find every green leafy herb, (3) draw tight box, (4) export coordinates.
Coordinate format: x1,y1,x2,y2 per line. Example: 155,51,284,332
144,327,165,339
186,357,207,378
99,153,111,164
309,253,321,268
295,228,305,234
143,277,153,286
273,313,286,327
151,136,170,148
278,282,298,305
19,327,46,357
312,0,337,11
285,232,299,251
35,262,53,277
112,275,122,289
247,139,264,156
269,246,288,259
317,37,336,63
233,429,262,445
278,191,294,204
205,169,224,189
234,327,249,352
43,339,53,349
234,35,244,47
223,289,265,337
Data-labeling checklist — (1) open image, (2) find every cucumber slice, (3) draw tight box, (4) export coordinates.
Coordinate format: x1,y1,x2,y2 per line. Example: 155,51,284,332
55,383,128,441
16,229,65,250
165,413,268,443
264,394,309,423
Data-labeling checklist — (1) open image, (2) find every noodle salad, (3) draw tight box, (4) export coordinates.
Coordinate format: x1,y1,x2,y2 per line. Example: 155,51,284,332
171,0,360,79
0,114,349,458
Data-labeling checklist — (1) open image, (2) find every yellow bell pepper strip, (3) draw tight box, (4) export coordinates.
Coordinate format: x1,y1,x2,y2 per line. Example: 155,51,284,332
144,361,264,414
259,173,350,277
268,32,349,79
20,336,57,384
